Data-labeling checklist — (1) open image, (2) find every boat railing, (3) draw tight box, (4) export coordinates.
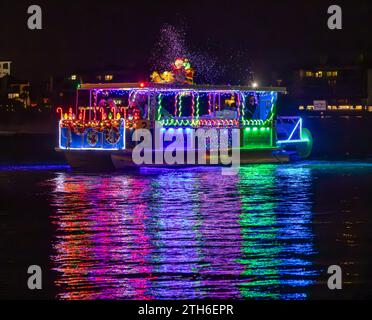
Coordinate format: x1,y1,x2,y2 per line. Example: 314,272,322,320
58,119,126,151
276,116,304,144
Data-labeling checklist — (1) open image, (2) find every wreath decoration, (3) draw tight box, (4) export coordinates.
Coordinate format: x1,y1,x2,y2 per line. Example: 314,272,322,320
87,129,99,146
104,126,120,144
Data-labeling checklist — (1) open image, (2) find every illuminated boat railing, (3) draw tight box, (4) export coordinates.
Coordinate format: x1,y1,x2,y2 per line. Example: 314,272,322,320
276,116,308,144
159,118,272,128
56,83,289,152
58,119,126,151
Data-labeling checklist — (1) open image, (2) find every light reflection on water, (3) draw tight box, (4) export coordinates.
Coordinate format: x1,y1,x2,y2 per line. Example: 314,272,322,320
48,164,319,300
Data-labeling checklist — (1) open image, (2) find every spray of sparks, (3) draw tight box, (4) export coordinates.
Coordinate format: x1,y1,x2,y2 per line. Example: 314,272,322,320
150,24,223,84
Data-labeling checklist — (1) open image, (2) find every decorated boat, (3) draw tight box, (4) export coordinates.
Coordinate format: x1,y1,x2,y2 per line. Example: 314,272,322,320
55,59,312,169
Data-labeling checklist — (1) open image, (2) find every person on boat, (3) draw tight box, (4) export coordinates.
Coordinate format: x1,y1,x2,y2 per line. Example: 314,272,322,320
107,98,117,109
135,103,144,119
221,102,231,111
142,102,149,119
220,101,238,119
225,101,237,111
246,95,258,119
99,99,108,108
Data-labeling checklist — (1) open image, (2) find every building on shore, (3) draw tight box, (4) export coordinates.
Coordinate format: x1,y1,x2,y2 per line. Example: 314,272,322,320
48,67,146,107
272,58,372,113
0,58,32,109
0,59,11,78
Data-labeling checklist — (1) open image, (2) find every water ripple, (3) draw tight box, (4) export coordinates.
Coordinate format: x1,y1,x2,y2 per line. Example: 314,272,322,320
45,164,323,300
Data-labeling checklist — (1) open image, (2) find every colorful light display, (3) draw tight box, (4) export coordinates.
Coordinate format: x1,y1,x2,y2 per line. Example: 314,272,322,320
50,165,317,299
151,58,195,85
56,67,312,160
58,119,126,151
57,86,285,152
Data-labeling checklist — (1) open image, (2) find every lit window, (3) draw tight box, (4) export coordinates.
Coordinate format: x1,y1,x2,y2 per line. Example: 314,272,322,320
8,93,19,99
298,105,305,110
315,71,323,78
305,71,313,77
71,75,77,80
326,71,332,77
332,71,338,77
105,75,113,81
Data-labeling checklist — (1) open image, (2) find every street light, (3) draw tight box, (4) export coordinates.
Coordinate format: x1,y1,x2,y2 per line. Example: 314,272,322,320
252,82,258,88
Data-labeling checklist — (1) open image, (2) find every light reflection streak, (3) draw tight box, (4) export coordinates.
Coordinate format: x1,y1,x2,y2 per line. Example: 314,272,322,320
51,173,154,299
237,165,317,299
48,165,317,300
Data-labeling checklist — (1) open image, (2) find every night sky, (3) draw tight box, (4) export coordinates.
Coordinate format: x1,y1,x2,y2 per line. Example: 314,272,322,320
0,0,371,84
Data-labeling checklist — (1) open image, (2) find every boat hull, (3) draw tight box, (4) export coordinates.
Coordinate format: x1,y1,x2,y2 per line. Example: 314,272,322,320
57,148,115,170
112,150,289,169
57,148,290,170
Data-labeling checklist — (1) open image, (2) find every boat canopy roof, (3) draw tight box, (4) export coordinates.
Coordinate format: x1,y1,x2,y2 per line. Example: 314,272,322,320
79,82,287,93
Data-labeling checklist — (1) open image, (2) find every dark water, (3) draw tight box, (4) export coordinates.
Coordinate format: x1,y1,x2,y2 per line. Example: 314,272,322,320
1,161,372,300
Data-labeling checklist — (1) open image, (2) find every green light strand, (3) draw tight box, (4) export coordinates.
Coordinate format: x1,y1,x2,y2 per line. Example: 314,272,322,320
194,94,200,126
196,94,200,119
264,92,276,125
178,93,183,117
157,93,163,121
